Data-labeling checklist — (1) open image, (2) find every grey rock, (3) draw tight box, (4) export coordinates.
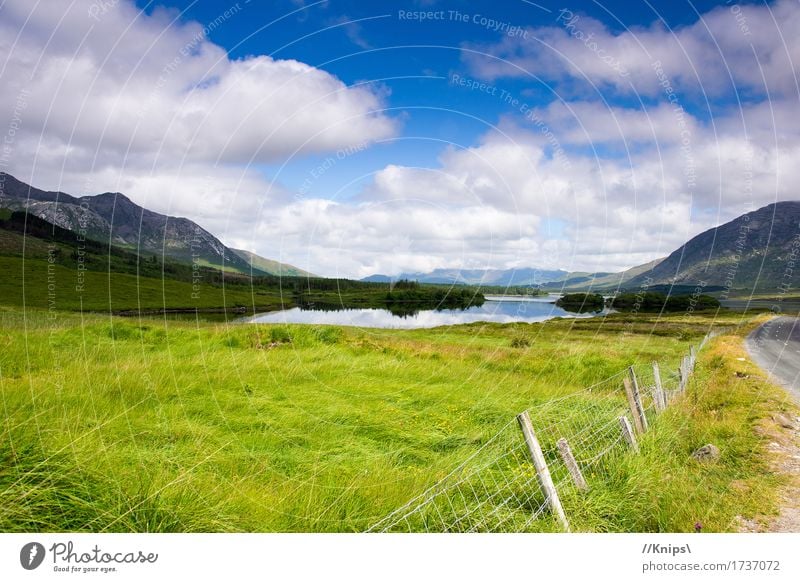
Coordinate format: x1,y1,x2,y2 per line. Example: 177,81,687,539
692,444,720,462
772,413,798,430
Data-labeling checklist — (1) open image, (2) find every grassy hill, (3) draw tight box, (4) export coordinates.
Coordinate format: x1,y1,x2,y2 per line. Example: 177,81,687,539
231,247,314,278
0,209,483,314
541,258,666,291
0,255,287,312
0,208,287,313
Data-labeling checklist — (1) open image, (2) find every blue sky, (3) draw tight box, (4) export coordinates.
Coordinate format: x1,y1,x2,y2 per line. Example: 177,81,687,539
149,0,734,198
1,0,797,277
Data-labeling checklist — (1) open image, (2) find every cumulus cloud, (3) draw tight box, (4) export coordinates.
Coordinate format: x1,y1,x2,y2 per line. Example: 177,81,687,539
463,0,800,98
0,0,398,275
424,0,798,275
303,74,800,276
1,0,797,278
0,0,395,172
327,124,695,275
243,197,544,278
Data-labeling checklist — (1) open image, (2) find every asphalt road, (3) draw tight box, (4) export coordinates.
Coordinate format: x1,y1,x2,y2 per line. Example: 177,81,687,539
746,317,800,401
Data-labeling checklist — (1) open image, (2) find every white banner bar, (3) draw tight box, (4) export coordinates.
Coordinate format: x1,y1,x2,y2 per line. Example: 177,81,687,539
1,533,798,581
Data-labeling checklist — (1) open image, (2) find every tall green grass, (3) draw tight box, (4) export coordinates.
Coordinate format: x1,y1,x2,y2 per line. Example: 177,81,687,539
0,307,791,531
568,329,794,532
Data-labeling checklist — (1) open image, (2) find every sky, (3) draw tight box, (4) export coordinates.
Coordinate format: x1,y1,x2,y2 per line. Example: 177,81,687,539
0,0,798,278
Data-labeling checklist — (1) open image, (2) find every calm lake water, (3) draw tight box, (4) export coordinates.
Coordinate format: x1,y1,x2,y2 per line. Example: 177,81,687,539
240,295,611,329
720,299,800,314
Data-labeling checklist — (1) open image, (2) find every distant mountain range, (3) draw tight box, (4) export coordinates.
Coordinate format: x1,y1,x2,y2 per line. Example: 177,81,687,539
362,262,660,291
0,173,311,277
363,202,800,294
362,267,568,286
3,172,796,293
539,258,666,291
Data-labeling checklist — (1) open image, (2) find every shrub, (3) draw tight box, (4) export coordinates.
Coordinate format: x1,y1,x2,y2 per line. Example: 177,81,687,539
510,337,530,348
314,327,342,345
269,327,293,344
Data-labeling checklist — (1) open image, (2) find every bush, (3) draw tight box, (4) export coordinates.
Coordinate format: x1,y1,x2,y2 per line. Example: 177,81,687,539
223,335,242,348
314,327,342,345
269,327,292,344
510,337,530,348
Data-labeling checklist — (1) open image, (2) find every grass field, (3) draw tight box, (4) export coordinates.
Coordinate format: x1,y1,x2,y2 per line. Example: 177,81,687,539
0,256,288,312
1,305,794,532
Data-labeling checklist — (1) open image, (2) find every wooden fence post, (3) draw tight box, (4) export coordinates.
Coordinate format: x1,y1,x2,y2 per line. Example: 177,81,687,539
652,361,666,411
624,367,648,433
619,416,639,453
517,411,570,532
678,358,687,393
557,437,588,491
623,376,643,433
630,367,649,431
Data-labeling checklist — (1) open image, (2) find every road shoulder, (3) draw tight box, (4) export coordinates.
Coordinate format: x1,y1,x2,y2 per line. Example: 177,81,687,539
739,317,800,532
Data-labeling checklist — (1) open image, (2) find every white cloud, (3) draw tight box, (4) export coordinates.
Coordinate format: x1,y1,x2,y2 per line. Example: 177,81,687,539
1,0,798,279
0,0,396,171
252,198,545,278
463,0,800,98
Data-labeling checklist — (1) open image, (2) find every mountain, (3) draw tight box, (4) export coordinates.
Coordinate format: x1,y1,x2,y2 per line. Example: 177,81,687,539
362,262,663,290
230,248,314,278
0,206,233,285
363,203,800,295
0,172,308,277
540,258,666,291
625,202,800,293
362,267,568,286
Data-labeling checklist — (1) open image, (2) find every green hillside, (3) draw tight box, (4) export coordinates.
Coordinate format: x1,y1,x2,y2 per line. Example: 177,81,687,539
0,255,287,312
231,247,315,277
0,209,482,314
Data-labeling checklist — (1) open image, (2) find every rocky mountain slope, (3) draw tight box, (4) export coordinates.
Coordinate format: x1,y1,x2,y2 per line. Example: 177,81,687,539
625,202,800,293
0,172,308,276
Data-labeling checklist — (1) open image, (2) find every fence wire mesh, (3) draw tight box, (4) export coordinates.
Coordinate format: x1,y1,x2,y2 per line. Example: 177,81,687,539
367,334,710,533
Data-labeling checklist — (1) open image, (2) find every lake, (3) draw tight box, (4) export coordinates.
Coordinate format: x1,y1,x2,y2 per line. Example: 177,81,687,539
720,299,800,314
240,294,611,329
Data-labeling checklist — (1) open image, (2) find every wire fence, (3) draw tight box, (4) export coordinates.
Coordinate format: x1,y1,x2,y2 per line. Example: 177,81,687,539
367,333,715,533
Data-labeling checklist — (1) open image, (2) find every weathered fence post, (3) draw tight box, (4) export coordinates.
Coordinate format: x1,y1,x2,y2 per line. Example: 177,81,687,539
624,366,648,433
623,376,643,433
652,361,666,411
517,411,570,532
678,357,688,393
619,416,639,453
685,355,691,381
557,437,588,491
690,346,697,370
